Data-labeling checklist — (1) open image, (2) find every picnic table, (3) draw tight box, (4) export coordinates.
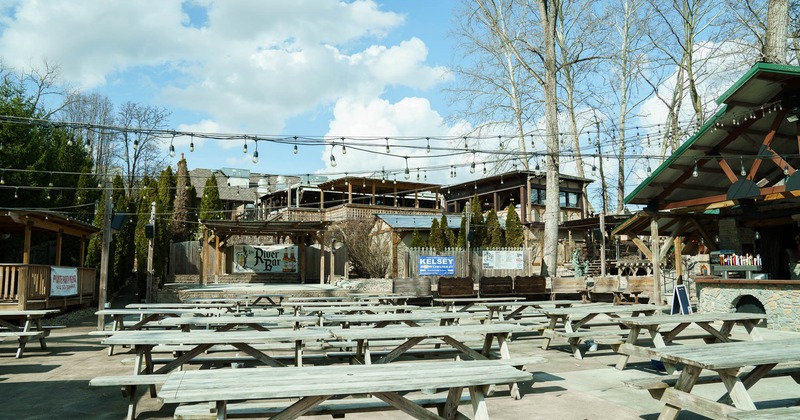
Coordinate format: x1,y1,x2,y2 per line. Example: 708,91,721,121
643,338,800,419
286,296,349,302
282,303,419,317
151,314,321,331
181,298,253,312
614,312,766,371
240,293,285,307
0,309,60,358
434,296,523,313
331,323,531,365
323,311,476,328
351,294,419,305
158,360,533,419
480,299,582,322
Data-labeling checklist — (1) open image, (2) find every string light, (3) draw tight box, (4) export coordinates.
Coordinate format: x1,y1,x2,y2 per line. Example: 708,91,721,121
252,140,259,164
293,136,298,154
344,173,348,185
470,152,476,174
341,138,347,155
785,164,789,176
133,138,139,150
169,134,175,158
740,157,746,177
189,134,194,152
416,168,420,181
404,157,410,180
692,160,698,178
14,187,18,199
67,136,74,146
385,137,390,154
426,137,431,153
0,170,4,185
330,148,337,167
424,170,427,181
242,137,248,154
483,163,487,175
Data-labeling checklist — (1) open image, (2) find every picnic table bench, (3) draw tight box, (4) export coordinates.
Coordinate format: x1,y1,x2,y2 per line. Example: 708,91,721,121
158,360,533,419
151,314,321,331
0,309,60,358
323,311,475,328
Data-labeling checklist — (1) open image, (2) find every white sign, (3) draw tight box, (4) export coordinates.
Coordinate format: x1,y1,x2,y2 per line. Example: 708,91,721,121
233,244,298,273
50,266,78,296
482,250,524,270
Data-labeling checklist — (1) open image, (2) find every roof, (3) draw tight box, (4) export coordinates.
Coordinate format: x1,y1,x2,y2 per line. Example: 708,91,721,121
316,176,440,197
201,219,330,236
625,62,800,212
376,214,462,230
0,210,100,237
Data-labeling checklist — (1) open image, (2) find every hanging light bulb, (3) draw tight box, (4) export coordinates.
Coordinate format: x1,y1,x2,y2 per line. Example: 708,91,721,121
426,137,430,153
404,158,410,180
189,135,195,152
341,138,347,155
169,144,175,158
46,190,50,200
385,138,390,154
14,187,18,199
133,139,139,150
252,148,259,164
362,178,366,188
0,170,4,185
740,157,746,177
424,170,427,181
84,142,91,153
242,138,248,154
470,152,476,174
591,165,597,176
500,175,504,185
453,166,457,177
474,182,477,190
483,163,487,175
754,230,761,241
294,136,299,154
330,152,337,167
692,160,698,177
67,136,74,146
344,173,349,185
464,136,469,150
785,165,790,176
416,168,420,181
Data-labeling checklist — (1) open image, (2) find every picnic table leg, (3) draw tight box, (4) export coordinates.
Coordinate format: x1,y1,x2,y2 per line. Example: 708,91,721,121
215,400,227,420
541,316,560,350
14,335,28,358
658,365,702,420
124,384,139,420
741,320,763,341
469,385,491,420
441,386,464,419
272,395,332,420
295,340,303,367
615,325,641,370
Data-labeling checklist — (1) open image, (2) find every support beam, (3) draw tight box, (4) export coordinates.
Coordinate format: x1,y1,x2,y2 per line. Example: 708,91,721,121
319,231,326,284
651,217,662,305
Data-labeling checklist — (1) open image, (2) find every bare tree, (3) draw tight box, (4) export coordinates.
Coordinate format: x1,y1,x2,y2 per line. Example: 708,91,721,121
60,92,117,176
332,219,391,278
116,102,170,194
764,0,790,62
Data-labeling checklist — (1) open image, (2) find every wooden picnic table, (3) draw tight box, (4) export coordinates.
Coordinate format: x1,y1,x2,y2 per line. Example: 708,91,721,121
323,311,475,328
614,312,766,372
103,328,334,373
240,293,285,307
0,309,60,358
286,296,349,302
284,304,419,317
331,323,531,365
644,338,800,419
434,296,523,313
152,314,321,331
351,294,420,305
125,302,241,312
158,360,533,419
480,299,583,322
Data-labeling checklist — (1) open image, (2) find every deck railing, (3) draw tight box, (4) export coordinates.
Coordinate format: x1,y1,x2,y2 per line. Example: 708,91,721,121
0,264,96,310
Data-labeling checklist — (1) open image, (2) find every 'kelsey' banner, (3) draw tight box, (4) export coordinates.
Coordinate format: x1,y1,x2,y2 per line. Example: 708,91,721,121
418,255,455,276
50,266,78,296
233,244,298,273
482,250,524,270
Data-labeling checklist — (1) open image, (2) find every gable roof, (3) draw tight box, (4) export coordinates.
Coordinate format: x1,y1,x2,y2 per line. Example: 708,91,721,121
625,62,800,212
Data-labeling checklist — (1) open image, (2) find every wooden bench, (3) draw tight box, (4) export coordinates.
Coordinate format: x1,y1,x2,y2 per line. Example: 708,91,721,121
436,277,476,298
90,374,170,420
587,277,620,303
0,330,48,358
726,407,800,419
615,276,654,304
174,394,473,419
623,363,800,399
550,277,589,302
479,276,514,298
542,330,626,359
392,277,433,305
513,275,550,300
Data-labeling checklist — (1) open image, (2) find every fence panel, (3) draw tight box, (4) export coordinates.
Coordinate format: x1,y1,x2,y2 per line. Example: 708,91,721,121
406,247,533,280
170,241,202,275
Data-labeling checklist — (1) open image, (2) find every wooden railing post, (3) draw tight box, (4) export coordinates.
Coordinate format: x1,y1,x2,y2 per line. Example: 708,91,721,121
18,265,28,310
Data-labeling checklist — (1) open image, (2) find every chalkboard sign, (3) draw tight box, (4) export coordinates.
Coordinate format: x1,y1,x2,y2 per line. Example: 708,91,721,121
671,284,692,315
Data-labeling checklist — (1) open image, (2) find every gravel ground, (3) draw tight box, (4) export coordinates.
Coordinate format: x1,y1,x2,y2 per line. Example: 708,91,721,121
41,279,138,327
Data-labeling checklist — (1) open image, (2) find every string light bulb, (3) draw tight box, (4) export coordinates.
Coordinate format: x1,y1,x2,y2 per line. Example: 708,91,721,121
785,165,790,176
189,135,194,152
293,136,298,154
385,137,390,154
14,187,18,199
470,152,476,174
169,134,175,158
426,137,430,153
330,150,337,167
242,138,248,154
404,157,410,180
0,170,4,185
692,160,698,177
252,141,259,164
133,139,139,150
740,157,746,177
341,138,347,155
67,136,74,146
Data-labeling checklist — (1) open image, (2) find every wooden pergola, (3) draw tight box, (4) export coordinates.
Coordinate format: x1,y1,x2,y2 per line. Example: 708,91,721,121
200,220,331,284
316,176,441,209
618,62,800,302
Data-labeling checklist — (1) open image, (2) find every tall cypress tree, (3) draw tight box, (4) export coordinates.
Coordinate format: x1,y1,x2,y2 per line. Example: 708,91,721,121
441,214,455,248
134,176,157,297
470,195,485,248
485,209,504,248
456,211,467,249
428,218,444,253
200,173,224,221
155,167,175,283
505,205,524,247
172,157,191,242
410,230,427,248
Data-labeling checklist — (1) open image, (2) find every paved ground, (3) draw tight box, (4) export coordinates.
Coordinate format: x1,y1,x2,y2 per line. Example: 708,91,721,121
3,286,800,419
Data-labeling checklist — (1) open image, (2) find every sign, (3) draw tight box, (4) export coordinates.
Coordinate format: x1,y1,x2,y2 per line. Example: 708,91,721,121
670,284,692,315
233,244,298,273
50,266,78,297
418,256,455,276
482,250,524,270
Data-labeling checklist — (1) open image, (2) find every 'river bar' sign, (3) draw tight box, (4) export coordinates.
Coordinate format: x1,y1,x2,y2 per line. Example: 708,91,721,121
233,244,298,273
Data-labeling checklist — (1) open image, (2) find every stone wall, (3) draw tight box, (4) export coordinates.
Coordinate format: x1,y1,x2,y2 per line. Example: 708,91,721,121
697,280,800,332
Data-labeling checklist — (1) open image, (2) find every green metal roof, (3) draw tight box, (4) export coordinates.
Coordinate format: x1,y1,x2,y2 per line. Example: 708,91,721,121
624,62,800,210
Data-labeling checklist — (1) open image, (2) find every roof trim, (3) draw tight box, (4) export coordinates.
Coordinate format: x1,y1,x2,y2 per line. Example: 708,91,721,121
716,62,800,105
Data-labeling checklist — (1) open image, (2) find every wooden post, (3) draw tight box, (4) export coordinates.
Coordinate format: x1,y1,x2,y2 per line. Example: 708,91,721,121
79,235,86,267
319,231,326,284
600,213,606,278
371,183,376,205
19,221,32,309
55,229,63,266
299,237,306,284
674,236,683,284
214,232,220,277
97,192,112,330
347,182,353,204
200,228,207,285
651,216,662,304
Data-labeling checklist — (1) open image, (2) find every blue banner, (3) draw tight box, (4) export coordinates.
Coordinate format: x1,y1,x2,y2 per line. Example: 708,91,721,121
418,256,455,276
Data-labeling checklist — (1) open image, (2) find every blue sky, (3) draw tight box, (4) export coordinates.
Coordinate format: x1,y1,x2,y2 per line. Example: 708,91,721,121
0,0,470,184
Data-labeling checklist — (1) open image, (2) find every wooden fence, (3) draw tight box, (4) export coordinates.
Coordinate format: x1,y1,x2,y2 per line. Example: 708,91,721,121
170,241,202,275
0,264,96,310
405,247,534,280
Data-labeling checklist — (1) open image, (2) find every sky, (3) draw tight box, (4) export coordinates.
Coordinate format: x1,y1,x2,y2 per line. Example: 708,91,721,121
0,0,473,185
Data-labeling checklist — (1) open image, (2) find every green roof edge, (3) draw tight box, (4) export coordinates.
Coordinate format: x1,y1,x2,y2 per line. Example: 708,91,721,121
715,62,800,105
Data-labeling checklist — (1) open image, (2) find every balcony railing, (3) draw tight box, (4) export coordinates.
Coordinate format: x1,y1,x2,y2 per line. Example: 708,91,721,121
0,264,96,310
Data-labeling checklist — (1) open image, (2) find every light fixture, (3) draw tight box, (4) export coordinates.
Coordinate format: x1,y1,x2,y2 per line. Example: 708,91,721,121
474,182,477,190
169,134,175,158
416,168,420,181
714,234,720,243
754,230,761,241
464,136,469,150
692,160,698,177
14,187,18,199
84,142,91,153
500,175,504,185
46,190,50,200
189,135,194,152
785,165,790,176
330,151,337,167
242,138,248,154
787,106,800,122
424,170,427,181
0,170,4,185
483,163,487,175
740,157,746,177
294,136,298,154
252,141,259,164
341,138,347,155
344,173,349,185
404,157,410,180
67,136,74,146
385,138,390,154
470,152,476,174
133,139,139,150
426,137,430,153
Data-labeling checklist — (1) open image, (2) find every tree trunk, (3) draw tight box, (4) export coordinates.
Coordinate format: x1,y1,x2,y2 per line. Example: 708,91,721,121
540,0,560,277
763,0,789,63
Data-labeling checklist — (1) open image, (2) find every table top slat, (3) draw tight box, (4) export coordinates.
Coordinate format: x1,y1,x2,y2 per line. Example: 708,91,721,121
648,338,800,369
